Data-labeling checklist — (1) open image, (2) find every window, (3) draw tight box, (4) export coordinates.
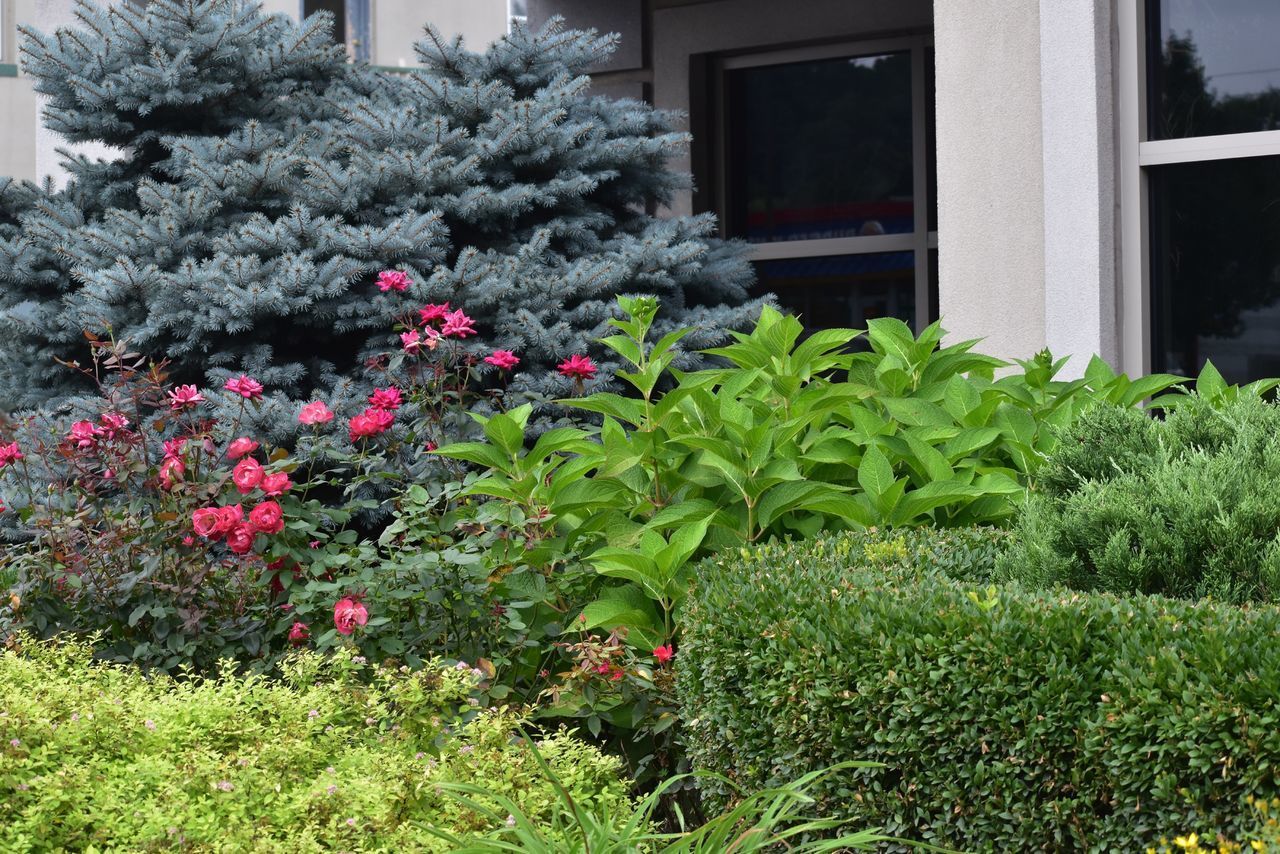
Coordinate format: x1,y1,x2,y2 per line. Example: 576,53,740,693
509,0,528,32
302,0,370,63
1123,1,1280,381
713,39,937,333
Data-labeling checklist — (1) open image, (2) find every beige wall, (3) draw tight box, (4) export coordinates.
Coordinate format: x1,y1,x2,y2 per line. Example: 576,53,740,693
933,0,1047,362
1,0,36,182
0,77,36,182
374,0,507,66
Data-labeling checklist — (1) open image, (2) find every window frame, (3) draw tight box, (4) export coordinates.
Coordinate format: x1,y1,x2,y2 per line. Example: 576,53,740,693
1118,1,1280,376
300,0,370,63
711,35,937,333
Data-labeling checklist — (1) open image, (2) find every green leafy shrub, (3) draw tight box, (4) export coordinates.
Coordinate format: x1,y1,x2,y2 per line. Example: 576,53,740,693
678,529,1280,850
432,753,889,853
1000,391,1280,603
0,636,631,851
436,297,1172,763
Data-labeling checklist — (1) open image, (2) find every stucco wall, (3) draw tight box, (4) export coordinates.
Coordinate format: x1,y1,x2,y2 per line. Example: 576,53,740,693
374,0,508,66
33,0,126,187
1039,0,1117,371
0,0,37,183
933,0,1046,361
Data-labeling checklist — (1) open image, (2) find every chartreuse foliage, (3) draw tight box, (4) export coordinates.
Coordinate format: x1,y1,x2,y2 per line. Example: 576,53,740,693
1000,388,1280,604
0,636,630,851
437,297,1181,658
678,528,1280,850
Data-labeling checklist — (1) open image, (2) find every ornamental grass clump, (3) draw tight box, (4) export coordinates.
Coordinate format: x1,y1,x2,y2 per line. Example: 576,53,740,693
0,636,632,851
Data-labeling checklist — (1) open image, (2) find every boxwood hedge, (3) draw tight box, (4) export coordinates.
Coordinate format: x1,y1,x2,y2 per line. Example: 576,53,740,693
677,528,1280,851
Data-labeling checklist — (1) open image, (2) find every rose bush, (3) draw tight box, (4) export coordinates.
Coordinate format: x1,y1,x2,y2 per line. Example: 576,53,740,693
0,272,604,673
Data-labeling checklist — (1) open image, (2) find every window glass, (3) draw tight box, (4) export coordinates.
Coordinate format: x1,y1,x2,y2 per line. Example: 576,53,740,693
1150,155,1280,381
751,252,915,332
724,52,914,243
303,0,369,63
1147,0,1280,139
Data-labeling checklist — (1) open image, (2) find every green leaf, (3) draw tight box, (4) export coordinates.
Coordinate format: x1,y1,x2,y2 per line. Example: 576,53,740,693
891,480,982,524
482,412,525,458
1196,361,1228,401
582,585,661,636
857,444,896,499
944,427,1002,461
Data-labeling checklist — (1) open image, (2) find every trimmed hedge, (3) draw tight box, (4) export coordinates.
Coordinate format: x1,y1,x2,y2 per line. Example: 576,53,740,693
677,528,1280,851
0,638,631,851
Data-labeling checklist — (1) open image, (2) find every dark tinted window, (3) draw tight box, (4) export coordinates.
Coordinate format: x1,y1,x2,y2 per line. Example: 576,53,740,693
1150,155,1280,380
751,252,915,332
1147,0,1280,139
724,52,914,243
303,0,346,48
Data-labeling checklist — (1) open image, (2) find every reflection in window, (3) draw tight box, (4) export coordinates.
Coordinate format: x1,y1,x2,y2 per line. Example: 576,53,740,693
724,53,914,243
752,252,915,333
1150,156,1280,381
1147,0,1280,139
303,0,370,63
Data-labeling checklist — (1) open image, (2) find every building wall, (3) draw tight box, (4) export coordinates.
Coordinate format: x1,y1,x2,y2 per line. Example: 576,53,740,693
0,0,37,183
3,0,509,188
33,0,126,187
532,0,1123,370
372,0,508,67
932,1,1047,363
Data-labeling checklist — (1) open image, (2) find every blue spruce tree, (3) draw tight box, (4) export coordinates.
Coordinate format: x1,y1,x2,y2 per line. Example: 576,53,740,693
0,0,762,427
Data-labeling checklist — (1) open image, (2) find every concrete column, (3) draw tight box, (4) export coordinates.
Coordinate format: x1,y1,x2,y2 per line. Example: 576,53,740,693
1039,0,1116,373
933,0,1046,362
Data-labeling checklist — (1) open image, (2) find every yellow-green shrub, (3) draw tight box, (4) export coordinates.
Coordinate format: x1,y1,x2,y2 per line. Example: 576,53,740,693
0,637,630,852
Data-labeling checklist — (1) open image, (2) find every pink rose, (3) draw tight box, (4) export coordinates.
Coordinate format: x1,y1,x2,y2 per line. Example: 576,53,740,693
376,270,412,293
0,443,22,468
98,412,130,439
298,401,334,425
333,597,369,636
418,302,451,325
557,354,597,381
400,330,423,355
227,437,259,460
225,524,256,555
653,645,674,665
348,407,395,442
248,501,284,535
288,622,310,645
159,456,185,489
223,375,264,401
367,387,402,411
162,437,188,459
213,504,244,536
167,384,206,411
192,507,222,539
69,420,104,449
440,309,477,339
484,350,520,370
260,471,292,497
232,457,263,494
